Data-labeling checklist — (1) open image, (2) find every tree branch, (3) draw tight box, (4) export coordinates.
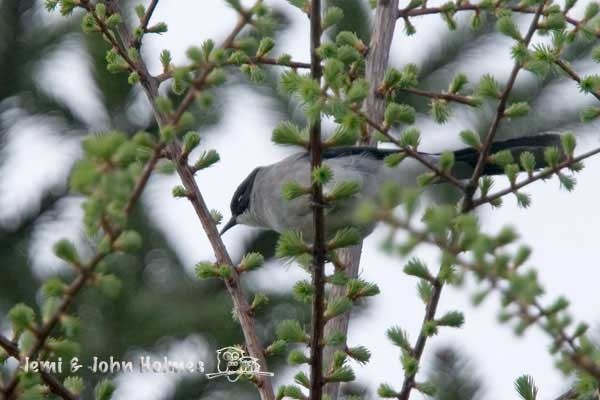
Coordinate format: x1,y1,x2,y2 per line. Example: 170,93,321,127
308,1,326,399
99,2,275,398
462,2,545,211
471,146,600,208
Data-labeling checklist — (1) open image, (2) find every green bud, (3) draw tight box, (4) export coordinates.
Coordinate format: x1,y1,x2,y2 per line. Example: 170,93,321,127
206,68,227,86
272,121,308,147
384,103,416,126
114,230,143,253
346,78,369,103
53,239,80,264
580,106,600,122
387,326,411,351
449,73,468,93
439,151,455,172
293,280,314,303
106,13,122,29
497,16,522,41
9,303,35,335
193,150,220,171
325,126,358,147
95,379,116,400
251,292,269,311
544,147,560,167
437,310,465,327
256,37,275,57
328,181,361,201
282,385,306,400
459,130,481,148
327,227,361,250
504,102,530,118
324,296,352,320
64,376,85,395
239,252,264,272
147,22,168,33
160,49,172,71
326,366,355,383
282,181,309,200
477,74,501,99
378,383,400,398
514,375,538,400
417,172,438,187
561,132,576,157
312,165,333,185
42,297,61,323
265,339,287,357
401,352,419,377
195,261,220,279
294,371,310,388
182,131,201,154
276,319,307,343
346,279,380,299
520,151,536,174
323,7,344,30
97,274,122,298
431,99,451,123
172,185,188,198
403,258,433,281
418,281,433,303
288,349,310,365
399,127,421,148
384,151,407,167
276,231,310,258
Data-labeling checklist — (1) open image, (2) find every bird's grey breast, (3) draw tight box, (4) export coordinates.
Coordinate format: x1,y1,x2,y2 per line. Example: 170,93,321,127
250,152,383,238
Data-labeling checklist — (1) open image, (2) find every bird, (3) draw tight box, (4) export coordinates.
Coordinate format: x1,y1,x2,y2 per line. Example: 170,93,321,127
220,134,562,241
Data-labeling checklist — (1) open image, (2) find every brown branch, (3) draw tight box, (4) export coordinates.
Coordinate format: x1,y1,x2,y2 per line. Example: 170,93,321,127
554,58,600,103
139,0,159,34
462,2,545,211
397,280,444,400
308,1,326,400
397,2,593,39
471,146,600,208
398,87,478,106
98,2,275,398
155,56,311,83
356,108,466,191
388,218,600,382
1,147,163,399
1,335,79,400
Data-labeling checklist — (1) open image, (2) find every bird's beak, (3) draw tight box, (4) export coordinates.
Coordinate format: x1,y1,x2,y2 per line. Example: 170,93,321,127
220,217,237,236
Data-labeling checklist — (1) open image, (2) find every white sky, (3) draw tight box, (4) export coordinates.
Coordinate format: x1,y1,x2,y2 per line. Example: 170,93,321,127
2,0,600,398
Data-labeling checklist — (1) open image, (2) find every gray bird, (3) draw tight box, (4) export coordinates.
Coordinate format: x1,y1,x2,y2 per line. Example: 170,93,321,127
220,134,561,240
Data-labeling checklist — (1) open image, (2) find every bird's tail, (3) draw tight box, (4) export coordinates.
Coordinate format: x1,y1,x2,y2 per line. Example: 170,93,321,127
450,134,562,179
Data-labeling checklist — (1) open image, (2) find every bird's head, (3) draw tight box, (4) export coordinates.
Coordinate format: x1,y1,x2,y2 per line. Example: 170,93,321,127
220,167,261,236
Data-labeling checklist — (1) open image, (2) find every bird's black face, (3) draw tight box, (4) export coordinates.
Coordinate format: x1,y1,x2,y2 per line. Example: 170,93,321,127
220,167,261,236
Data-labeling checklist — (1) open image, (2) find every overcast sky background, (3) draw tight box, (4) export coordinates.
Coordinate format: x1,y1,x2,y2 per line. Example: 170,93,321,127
2,0,600,398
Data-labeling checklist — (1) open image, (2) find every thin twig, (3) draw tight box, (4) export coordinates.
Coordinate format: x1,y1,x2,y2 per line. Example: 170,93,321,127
397,2,592,39
471,146,600,208
308,1,326,399
1,147,163,399
155,56,311,83
463,2,545,211
397,280,444,400
101,1,275,398
355,108,466,191
398,87,477,106
554,58,600,102
388,218,600,382
139,0,159,33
